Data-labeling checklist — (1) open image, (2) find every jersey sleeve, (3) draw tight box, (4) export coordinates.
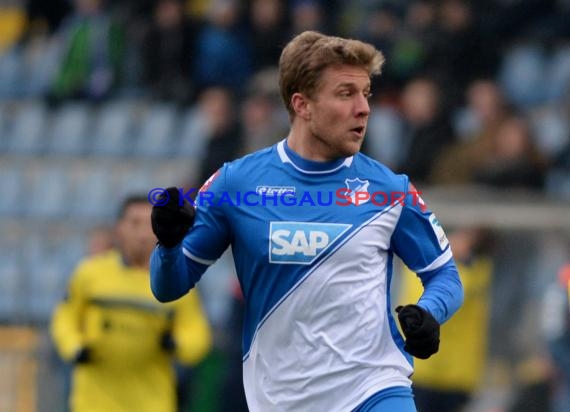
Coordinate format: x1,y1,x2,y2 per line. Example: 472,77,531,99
182,165,232,264
50,262,88,361
151,166,232,302
391,179,463,324
391,179,452,272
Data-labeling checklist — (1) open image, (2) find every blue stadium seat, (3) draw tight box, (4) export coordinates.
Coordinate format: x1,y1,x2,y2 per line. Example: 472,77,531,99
176,107,209,158
47,103,91,155
132,103,177,157
0,239,22,321
26,163,71,218
25,229,86,322
0,163,25,216
6,102,48,154
0,47,24,98
0,224,29,321
113,162,155,200
69,163,115,218
0,103,9,152
90,101,135,156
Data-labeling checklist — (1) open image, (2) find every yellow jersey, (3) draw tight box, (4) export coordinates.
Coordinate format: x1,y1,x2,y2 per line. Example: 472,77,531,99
51,250,212,412
398,256,493,392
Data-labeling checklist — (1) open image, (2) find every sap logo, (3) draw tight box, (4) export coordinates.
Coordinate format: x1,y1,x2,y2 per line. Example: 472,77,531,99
269,222,351,264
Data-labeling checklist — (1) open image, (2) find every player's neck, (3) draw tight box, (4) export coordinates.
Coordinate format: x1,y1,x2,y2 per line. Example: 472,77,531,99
287,127,341,162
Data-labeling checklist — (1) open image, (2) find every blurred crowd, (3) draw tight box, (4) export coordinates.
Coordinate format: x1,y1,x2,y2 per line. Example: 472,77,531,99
0,0,569,194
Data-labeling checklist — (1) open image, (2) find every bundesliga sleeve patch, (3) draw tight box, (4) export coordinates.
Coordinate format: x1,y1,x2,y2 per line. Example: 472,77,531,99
429,214,449,250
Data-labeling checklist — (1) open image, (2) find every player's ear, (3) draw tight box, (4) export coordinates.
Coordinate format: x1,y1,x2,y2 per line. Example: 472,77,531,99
291,93,311,120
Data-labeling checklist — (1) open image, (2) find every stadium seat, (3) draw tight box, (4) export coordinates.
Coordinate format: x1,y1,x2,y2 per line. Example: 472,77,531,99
0,163,25,216
90,100,135,156
131,103,177,157
0,238,21,321
25,229,85,322
25,162,71,218
68,162,116,218
6,102,48,154
113,161,158,201
47,103,91,155
0,103,9,152
0,47,23,98
175,107,209,158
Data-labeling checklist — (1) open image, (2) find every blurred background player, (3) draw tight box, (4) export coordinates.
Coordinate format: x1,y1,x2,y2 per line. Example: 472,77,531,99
398,226,494,412
50,195,212,412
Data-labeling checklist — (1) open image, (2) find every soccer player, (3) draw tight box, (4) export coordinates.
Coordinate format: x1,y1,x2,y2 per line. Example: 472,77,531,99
150,31,464,411
51,195,212,412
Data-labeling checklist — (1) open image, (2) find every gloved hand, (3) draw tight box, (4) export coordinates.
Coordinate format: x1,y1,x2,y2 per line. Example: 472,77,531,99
151,187,195,248
396,304,440,359
73,347,92,364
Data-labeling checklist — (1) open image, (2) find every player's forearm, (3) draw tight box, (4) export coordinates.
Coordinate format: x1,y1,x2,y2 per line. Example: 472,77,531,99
416,259,464,324
150,244,195,302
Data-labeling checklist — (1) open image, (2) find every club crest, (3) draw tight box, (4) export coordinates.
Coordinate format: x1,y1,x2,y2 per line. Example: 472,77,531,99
345,178,370,205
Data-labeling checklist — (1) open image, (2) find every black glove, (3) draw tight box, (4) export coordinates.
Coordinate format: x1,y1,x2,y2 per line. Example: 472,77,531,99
396,304,440,359
151,187,195,248
73,347,92,364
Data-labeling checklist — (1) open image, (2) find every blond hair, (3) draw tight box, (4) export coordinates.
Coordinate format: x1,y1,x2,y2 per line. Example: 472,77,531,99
278,31,385,117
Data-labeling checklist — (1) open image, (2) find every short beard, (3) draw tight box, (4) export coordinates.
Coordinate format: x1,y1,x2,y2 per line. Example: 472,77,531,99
309,125,348,160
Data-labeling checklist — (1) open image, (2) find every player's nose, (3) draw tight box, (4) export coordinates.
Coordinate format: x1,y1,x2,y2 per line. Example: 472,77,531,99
354,94,370,117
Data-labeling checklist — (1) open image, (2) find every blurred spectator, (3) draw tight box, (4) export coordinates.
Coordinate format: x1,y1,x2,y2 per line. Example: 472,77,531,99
290,0,327,34
50,195,212,412
456,79,511,142
529,104,569,164
431,79,511,184
364,102,405,168
184,0,214,19
398,226,494,412
425,0,494,108
193,0,252,96
0,2,27,53
472,116,545,189
142,0,202,103
26,0,71,35
48,0,125,103
546,138,570,199
499,41,570,108
194,87,243,185
399,76,456,183
247,0,289,71
240,91,284,154
240,71,287,154
353,4,409,89
387,1,437,86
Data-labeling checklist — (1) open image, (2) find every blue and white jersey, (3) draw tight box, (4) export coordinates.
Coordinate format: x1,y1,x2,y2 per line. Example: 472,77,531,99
151,140,462,412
